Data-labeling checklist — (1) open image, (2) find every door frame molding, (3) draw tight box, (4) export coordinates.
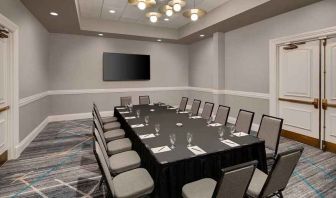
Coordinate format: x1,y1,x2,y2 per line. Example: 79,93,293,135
0,13,19,159
269,26,336,116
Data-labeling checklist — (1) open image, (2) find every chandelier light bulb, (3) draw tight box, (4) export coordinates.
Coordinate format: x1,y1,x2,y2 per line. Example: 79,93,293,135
191,13,198,21
173,3,182,12
137,1,146,10
150,15,158,23
166,9,173,17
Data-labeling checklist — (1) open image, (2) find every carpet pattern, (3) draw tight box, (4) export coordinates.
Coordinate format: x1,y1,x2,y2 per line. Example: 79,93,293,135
0,119,335,198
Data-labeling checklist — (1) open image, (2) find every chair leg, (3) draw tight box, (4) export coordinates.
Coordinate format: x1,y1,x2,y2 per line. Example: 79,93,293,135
98,177,104,188
279,191,284,198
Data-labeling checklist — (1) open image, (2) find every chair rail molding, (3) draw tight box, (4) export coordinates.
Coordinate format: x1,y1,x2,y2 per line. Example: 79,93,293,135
269,25,336,117
19,87,270,107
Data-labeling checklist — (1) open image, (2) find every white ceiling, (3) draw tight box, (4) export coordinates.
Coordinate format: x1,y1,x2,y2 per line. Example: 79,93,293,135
78,0,231,29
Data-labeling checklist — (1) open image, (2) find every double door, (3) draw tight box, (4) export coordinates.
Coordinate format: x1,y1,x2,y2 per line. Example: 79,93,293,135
278,37,336,149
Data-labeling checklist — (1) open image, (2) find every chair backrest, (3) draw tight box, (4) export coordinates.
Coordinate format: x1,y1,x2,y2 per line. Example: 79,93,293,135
94,140,115,196
93,126,113,171
139,95,150,105
120,96,132,106
190,99,201,116
179,97,188,111
201,102,214,120
257,115,283,154
93,118,108,150
235,110,255,134
214,105,230,125
93,103,104,126
260,147,303,197
214,161,257,198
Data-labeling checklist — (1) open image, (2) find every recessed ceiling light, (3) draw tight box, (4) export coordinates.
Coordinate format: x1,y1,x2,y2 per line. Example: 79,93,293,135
50,12,58,16
164,18,170,21
157,39,162,42
109,10,116,14
98,33,104,36
200,34,205,37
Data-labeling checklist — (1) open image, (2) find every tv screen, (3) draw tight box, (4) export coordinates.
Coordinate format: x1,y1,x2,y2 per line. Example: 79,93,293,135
103,53,150,81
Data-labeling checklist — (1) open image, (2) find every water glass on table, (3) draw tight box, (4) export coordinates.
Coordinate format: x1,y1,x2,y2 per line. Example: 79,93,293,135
218,127,224,141
206,117,212,126
155,123,160,136
144,116,149,126
187,132,193,147
136,110,141,118
170,134,176,149
229,125,235,137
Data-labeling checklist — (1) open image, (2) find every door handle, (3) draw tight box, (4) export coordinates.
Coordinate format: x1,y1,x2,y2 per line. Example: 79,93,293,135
322,99,328,110
0,105,9,113
279,98,320,109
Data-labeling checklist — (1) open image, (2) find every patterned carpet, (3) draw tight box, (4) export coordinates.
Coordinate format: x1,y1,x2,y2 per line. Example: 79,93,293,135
0,119,335,198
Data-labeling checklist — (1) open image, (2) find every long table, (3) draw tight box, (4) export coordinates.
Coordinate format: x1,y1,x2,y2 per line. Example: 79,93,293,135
114,104,267,198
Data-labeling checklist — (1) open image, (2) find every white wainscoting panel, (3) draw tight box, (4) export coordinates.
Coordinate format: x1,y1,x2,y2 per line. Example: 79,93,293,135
281,107,312,131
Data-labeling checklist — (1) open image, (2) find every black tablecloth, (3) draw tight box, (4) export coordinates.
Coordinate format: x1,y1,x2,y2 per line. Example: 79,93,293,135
114,104,267,198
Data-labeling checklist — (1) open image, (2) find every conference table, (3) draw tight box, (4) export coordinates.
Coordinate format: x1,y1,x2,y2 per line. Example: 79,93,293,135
114,104,267,198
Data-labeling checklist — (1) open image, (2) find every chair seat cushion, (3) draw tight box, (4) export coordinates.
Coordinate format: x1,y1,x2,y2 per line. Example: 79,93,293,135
103,116,118,124
265,147,275,159
113,168,154,198
104,129,125,142
182,178,216,198
104,122,121,131
107,138,132,155
109,151,141,175
247,169,268,197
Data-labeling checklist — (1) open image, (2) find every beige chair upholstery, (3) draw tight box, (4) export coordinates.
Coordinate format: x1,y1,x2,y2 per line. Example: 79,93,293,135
120,96,132,106
182,161,257,198
107,138,132,155
94,141,154,197
93,129,140,175
257,115,283,159
190,99,201,116
139,95,150,105
104,122,121,131
235,110,255,134
179,97,188,111
104,129,125,142
247,148,303,198
214,105,230,125
201,102,214,120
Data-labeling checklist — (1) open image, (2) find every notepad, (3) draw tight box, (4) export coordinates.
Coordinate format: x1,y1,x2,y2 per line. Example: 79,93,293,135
188,146,207,155
191,116,202,119
139,134,156,139
131,124,145,128
125,116,136,120
119,111,130,114
234,132,249,137
151,146,171,153
209,123,223,127
221,139,240,147
116,107,127,110
179,111,189,114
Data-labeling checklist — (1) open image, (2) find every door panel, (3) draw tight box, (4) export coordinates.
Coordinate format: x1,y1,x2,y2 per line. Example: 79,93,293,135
0,34,8,155
325,37,336,144
278,41,320,140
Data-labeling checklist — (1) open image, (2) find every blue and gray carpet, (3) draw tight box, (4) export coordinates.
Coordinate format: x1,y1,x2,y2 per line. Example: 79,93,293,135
0,119,335,197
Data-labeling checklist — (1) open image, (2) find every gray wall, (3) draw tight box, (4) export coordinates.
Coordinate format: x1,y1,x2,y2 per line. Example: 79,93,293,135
48,34,189,115
0,0,50,141
189,0,336,124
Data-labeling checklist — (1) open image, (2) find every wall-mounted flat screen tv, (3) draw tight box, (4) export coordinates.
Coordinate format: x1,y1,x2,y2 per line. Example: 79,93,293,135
103,52,150,81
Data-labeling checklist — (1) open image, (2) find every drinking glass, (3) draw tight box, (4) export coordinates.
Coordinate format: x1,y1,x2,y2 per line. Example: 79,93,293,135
155,123,160,136
136,110,141,118
144,116,149,126
187,132,193,147
207,117,212,126
170,134,176,149
229,125,235,137
176,109,179,114
128,104,133,113
218,127,224,141
188,112,193,119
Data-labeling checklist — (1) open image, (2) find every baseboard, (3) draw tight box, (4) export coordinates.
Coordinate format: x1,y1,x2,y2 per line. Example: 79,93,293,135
15,117,49,158
324,141,336,153
281,130,320,148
